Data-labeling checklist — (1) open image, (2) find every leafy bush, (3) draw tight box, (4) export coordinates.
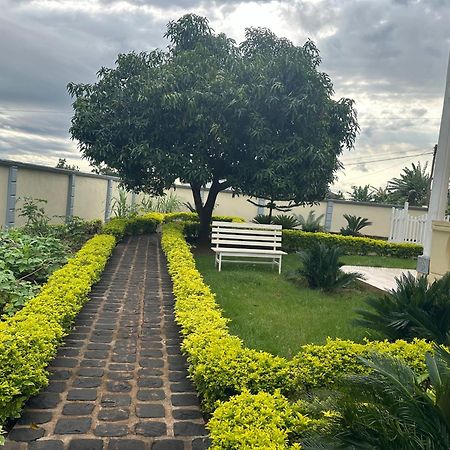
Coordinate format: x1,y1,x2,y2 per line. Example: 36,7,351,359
209,391,325,449
297,243,361,291
297,211,324,232
0,268,40,317
0,234,115,423
289,337,430,391
253,214,274,224
50,216,103,250
111,188,139,218
0,230,69,316
0,230,67,283
272,214,300,229
356,272,450,344
305,348,450,449
140,192,182,213
102,214,162,240
282,229,422,258
340,214,373,236
17,197,50,235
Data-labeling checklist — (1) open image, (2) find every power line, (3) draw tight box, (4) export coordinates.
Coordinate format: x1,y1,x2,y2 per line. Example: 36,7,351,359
343,147,433,163
342,151,432,183
345,151,433,166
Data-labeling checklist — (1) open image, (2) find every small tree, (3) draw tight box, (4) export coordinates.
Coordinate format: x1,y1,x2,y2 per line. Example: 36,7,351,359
68,15,358,241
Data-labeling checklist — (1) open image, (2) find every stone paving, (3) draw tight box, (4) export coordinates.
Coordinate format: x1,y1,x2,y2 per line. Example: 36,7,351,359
341,265,418,292
5,235,209,450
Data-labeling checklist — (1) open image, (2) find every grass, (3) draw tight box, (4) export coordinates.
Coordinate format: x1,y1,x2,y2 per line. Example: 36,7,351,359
339,254,416,269
194,253,385,358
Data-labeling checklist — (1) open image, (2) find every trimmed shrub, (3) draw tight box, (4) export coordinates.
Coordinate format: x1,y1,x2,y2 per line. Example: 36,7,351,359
0,234,116,422
102,218,128,240
282,229,422,258
289,337,431,391
208,391,325,449
102,213,163,240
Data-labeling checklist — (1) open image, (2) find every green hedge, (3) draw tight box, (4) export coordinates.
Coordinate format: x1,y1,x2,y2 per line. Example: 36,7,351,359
102,214,161,240
0,234,116,423
282,229,422,258
160,223,430,448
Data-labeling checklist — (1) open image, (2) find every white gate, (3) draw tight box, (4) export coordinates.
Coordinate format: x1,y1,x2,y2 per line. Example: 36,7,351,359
389,202,428,244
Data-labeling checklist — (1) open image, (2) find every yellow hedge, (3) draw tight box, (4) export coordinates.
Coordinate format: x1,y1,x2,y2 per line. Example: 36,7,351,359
0,234,116,423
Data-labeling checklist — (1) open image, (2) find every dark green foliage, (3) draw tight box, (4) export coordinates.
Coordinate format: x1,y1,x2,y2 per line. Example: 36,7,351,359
0,230,68,316
349,184,373,202
387,162,430,206
340,214,373,236
252,214,274,224
282,229,422,258
305,348,450,449
17,197,50,235
296,243,360,291
272,215,300,229
356,272,450,345
297,211,324,232
68,14,358,240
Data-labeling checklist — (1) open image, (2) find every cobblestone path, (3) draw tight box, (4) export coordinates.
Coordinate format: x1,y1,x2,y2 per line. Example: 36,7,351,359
5,235,209,450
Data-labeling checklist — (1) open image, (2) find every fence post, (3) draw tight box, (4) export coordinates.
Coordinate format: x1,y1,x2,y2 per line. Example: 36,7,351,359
105,179,113,222
257,198,265,216
324,200,334,232
66,174,75,221
5,166,18,229
389,207,395,241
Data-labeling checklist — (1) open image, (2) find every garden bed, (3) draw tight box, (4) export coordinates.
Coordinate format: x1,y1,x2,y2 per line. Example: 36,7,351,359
161,222,430,448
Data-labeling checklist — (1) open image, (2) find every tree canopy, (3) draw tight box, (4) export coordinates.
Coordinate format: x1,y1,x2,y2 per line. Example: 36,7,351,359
68,14,358,238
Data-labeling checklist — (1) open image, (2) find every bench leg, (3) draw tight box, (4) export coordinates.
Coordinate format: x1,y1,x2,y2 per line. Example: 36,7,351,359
278,256,282,274
218,254,222,272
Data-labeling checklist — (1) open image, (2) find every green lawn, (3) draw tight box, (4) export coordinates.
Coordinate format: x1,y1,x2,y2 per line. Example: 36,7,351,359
194,253,385,358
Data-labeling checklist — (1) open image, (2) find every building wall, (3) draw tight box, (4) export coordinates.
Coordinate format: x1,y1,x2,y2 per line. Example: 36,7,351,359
15,168,69,226
429,221,450,281
73,176,109,220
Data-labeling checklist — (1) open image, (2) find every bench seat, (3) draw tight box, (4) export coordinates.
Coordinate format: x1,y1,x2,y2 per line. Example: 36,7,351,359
211,221,287,273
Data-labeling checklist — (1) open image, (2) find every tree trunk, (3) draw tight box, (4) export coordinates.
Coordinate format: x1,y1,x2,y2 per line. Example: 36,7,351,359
190,182,221,245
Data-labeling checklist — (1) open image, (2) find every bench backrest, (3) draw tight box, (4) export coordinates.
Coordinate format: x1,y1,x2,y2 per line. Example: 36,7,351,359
211,221,282,251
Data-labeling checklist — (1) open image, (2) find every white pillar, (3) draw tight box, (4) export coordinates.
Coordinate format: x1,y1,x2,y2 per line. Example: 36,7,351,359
418,52,450,272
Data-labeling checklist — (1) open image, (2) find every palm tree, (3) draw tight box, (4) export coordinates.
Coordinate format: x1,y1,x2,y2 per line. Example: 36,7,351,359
297,211,324,232
340,214,373,236
355,272,450,345
387,162,430,206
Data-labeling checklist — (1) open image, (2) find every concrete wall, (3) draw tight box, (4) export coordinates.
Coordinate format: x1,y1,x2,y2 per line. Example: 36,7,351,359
429,221,450,281
16,168,69,226
0,159,428,240
73,176,109,221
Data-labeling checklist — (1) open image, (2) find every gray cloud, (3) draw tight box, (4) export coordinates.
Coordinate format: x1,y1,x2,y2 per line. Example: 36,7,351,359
0,0,448,191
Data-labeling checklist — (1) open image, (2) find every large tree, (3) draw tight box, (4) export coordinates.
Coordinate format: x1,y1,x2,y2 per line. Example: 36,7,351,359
68,14,358,240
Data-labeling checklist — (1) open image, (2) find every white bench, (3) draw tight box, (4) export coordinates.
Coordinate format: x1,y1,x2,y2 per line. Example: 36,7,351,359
211,221,287,274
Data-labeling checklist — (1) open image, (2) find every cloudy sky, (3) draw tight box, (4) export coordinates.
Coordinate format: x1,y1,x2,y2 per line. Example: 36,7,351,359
1,0,449,193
